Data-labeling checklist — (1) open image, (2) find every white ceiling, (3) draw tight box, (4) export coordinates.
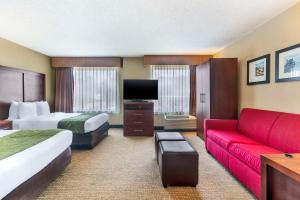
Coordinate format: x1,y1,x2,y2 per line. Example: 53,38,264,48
0,0,298,57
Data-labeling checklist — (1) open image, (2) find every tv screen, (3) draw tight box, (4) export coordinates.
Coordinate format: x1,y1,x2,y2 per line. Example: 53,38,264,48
124,79,158,100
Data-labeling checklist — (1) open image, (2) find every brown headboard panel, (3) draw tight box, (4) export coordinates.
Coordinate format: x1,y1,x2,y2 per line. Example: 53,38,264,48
0,65,45,120
24,72,45,102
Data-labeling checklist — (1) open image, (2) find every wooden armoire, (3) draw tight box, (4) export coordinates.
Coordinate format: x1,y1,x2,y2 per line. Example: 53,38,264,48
196,58,238,137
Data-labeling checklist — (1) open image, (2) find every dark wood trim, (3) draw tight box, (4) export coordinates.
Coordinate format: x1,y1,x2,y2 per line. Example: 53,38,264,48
275,43,300,83
247,54,270,85
51,57,123,68
144,55,212,66
4,147,71,200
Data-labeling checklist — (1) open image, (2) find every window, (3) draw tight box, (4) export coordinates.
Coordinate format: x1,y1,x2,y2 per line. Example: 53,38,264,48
151,65,190,114
73,67,119,113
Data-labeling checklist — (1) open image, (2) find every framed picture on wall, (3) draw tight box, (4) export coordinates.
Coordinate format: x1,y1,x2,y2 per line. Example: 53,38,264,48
275,43,300,82
247,54,270,85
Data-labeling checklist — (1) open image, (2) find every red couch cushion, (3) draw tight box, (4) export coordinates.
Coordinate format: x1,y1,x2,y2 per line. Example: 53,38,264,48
207,138,230,169
207,129,259,150
268,113,300,153
229,155,261,198
238,108,282,145
229,143,282,173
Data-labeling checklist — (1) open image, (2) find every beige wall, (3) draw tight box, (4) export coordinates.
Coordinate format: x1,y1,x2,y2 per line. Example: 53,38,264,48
0,38,54,106
215,3,300,114
109,57,151,124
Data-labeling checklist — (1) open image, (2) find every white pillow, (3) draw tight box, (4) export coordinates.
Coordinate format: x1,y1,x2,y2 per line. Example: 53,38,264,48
18,102,38,119
8,101,19,120
36,101,50,115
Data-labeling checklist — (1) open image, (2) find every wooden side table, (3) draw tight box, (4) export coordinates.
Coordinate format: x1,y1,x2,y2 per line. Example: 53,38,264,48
0,120,12,130
261,154,300,200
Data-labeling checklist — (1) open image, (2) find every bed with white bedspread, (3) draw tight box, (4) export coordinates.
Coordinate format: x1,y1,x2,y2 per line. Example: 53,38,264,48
0,129,72,199
13,112,109,133
8,101,110,148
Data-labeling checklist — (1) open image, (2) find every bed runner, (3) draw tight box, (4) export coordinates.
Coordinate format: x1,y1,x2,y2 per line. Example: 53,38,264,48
58,112,101,134
0,129,62,160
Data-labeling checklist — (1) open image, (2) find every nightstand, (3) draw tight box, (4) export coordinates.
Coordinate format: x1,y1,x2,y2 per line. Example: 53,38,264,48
261,154,300,200
0,120,12,130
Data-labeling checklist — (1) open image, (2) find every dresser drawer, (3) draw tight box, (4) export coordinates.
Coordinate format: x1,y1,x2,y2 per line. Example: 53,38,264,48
124,114,153,125
124,103,153,110
124,126,154,136
125,109,153,117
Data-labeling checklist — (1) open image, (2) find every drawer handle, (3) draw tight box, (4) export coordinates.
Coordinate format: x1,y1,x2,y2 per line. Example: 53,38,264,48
134,121,144,124
133,114,144,116
133,129,144,132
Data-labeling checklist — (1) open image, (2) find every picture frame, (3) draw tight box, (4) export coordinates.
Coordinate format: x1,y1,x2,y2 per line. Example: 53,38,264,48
275,43,300,82
247,54,270,85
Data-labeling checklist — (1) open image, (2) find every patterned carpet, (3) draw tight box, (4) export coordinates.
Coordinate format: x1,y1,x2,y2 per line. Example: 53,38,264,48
38,129,255,200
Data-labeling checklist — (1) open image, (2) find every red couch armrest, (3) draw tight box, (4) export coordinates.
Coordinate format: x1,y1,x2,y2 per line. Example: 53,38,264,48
204,119,238,147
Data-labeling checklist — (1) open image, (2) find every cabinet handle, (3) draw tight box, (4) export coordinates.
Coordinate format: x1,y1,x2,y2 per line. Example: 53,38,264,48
133,113,144,116
133,129,144,132
203,94,206,103
200,93,204,103
134,121,144,124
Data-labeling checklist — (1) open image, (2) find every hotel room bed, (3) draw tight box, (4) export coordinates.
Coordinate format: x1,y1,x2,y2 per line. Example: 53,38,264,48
0,66,109,149
12,112,110,149
0,129,72,200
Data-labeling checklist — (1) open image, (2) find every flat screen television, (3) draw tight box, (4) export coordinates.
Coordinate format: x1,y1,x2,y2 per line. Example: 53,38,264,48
124,79,158,100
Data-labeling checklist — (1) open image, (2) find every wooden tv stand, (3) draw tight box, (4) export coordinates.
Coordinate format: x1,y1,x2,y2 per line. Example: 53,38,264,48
123,101,154,136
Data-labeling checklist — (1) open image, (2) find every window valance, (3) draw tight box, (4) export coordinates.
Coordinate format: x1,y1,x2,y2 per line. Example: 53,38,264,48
51,57,123,68
144,55,212,66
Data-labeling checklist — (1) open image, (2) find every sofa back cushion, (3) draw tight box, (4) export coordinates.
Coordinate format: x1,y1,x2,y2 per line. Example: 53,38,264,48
268,113,300,153
238,108,281,145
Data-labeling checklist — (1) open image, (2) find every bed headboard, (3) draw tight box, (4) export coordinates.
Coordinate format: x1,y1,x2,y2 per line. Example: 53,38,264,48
0,65,45,120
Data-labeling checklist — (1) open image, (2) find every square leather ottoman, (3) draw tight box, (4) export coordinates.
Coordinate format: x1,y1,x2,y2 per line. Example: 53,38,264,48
158,141,198,187
154,132,185,162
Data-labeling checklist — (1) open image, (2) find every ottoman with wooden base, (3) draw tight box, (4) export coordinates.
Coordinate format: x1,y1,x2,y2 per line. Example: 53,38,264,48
158,141,198,187
154,132,185,163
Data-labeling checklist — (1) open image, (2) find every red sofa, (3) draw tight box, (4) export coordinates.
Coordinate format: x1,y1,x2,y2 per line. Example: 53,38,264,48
204,108,300,198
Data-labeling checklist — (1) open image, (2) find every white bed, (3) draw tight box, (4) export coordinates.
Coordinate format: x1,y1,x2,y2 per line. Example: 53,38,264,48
0,129,72,199
12,112,109,133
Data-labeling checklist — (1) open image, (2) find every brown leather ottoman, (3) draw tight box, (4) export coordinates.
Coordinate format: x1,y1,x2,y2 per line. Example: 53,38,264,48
154,132,185,162
158,141,198,187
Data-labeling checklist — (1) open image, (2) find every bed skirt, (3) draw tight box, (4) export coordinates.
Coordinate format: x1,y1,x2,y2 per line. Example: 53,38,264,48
3,147,71,200
71,122,109,149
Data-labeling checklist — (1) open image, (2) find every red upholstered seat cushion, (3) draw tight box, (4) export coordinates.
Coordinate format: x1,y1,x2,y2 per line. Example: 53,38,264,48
229,143,282,173
268,113,300,153
206,129,259,150
238,108,282,145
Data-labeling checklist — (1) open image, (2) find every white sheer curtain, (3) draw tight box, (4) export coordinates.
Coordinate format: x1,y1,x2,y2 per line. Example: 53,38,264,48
151,65,190,114
73,67,119,113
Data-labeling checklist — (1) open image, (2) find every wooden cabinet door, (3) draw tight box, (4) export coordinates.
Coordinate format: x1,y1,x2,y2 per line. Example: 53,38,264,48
210,58,238,119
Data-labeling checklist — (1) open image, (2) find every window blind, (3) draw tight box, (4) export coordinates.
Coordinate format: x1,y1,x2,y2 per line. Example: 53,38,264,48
151,65,190,114
73,67,119,113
